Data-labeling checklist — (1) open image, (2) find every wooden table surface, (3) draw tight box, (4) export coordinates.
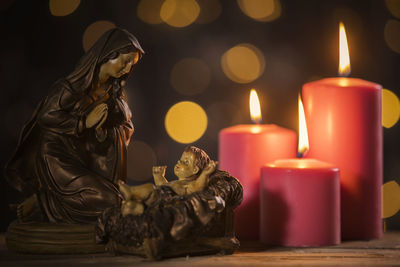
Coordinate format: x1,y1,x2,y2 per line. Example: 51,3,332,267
1,232,399,266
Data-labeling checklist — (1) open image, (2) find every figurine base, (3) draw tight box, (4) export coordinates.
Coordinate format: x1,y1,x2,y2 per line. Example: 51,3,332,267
106,236,240,260
6,221,105,254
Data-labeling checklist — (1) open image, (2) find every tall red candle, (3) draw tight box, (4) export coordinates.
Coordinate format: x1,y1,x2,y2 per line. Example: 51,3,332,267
303,78,382,240
301,23,382,240
219,90,297,240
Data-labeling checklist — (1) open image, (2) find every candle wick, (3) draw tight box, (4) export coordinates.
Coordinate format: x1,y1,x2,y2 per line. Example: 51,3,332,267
252,119,263,124
338,70,351,77
297,150,309,159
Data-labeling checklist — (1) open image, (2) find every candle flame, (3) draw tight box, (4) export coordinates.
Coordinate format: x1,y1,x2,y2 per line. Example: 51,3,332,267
298,94,309,155
250,89,262,124
339,22,351,76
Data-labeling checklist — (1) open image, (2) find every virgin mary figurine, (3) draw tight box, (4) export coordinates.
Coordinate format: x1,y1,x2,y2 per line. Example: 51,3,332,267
4,28,144,224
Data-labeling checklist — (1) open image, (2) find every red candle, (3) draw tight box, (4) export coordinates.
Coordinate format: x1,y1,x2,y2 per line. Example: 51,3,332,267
219,90,297,240
260,96,340,246
302,23,382,240
260,159,340,246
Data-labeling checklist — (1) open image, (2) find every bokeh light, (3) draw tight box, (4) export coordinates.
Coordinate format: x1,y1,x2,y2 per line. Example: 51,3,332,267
160,0,200,28
165,101,208,144
382,180,400,219
384,19,400,54
196,0,222,24
127,140,157,182
82,20,116,52
49,0,80,16
137,0,164,24
382,89,400,128
170,58,211,96
221,43,265,84
237,0,281,22
386,0,400,19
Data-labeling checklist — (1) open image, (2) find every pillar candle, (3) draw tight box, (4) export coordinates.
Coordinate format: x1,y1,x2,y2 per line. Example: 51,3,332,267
219,124,296,240
302,77,382,240
260,158,340,246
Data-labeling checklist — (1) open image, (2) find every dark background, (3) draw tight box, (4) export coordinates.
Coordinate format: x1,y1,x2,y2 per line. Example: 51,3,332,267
0,0,399,231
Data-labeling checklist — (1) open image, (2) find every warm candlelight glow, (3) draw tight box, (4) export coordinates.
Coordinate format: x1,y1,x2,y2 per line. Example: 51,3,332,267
339,21,351,76
250,89,262,124
298,94,309,155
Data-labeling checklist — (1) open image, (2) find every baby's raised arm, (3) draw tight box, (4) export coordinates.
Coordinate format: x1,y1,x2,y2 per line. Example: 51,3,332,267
152,166,168,186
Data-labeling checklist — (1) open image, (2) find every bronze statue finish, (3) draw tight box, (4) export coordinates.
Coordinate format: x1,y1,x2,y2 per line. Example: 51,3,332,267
4,28,144,224
4,29,243,260
97,147,243,259
119,146,218,217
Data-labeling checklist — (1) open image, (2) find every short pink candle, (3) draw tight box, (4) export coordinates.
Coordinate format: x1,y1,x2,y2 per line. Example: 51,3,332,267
260,159,340,246
219,124,296,240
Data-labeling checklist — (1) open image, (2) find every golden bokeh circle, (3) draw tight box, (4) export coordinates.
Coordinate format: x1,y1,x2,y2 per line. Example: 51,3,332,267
386,0,400,19
49,0,80,16
165,101,208,144
170,58,211,96
137,0,164,24
221,43,265,84
382,89,400,128
160,0,200,28
82,20,116,52
237,0,281,22
382,180,400,219
127,140,157,182
384,19,400,54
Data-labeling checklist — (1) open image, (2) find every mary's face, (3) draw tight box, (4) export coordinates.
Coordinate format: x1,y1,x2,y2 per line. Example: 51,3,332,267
102,51,139,79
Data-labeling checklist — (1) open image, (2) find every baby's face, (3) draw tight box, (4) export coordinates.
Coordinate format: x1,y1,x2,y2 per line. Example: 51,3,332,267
174,151,199,180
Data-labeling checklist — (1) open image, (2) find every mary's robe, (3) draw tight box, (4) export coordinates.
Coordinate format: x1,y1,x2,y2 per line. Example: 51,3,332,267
4,28,144,223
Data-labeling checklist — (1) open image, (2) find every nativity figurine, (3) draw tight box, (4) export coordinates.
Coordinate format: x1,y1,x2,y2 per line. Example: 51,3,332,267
4,28,243,259
119,146,218,217
4,28,144,224
96,146,243,259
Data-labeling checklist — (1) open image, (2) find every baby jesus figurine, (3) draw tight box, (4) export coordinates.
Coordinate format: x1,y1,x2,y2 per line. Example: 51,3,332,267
119,146,217,216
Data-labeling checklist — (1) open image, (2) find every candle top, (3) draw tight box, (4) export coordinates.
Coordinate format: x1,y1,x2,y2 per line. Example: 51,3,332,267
265,158,339,171
220,124,293,135
306,77,381,90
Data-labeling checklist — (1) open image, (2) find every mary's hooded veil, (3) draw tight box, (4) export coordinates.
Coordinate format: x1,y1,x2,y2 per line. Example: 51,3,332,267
67,28,144,94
